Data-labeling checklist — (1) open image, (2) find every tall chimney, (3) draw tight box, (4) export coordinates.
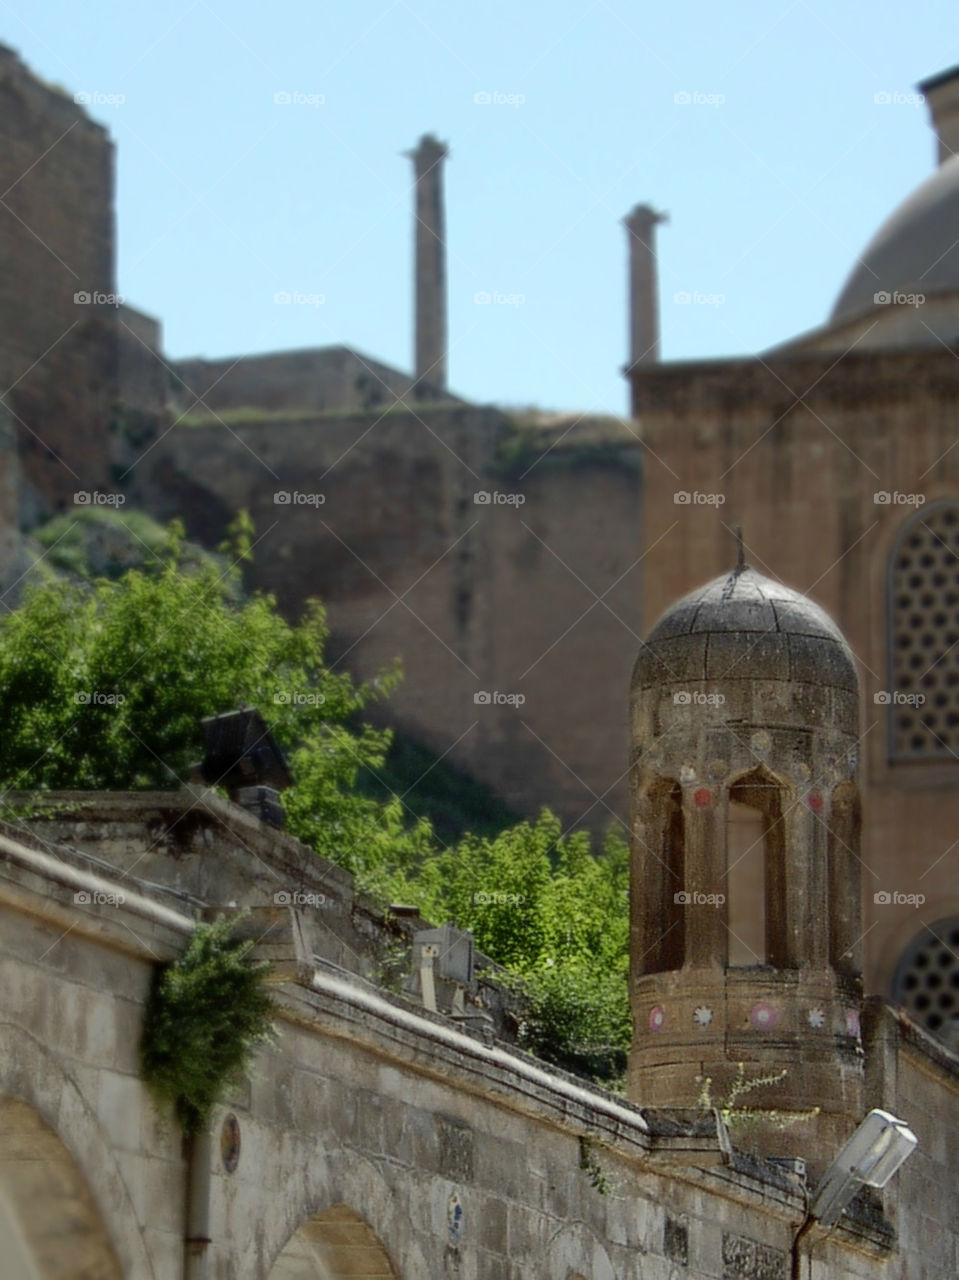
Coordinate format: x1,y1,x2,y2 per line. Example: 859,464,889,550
623,204,668,369
408,133,449,391
919,67,959,167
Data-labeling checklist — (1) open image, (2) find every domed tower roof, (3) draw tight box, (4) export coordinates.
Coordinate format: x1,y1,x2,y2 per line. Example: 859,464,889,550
634,564,858,702
830,153,959,328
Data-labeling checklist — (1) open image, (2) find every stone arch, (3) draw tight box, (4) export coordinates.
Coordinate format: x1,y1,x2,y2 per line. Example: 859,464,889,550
0,1023,153,1280
887,498,959,760
0,1097,124,1279
263,1150,426,1280
267,1203,399,1279
546,1221,615,1280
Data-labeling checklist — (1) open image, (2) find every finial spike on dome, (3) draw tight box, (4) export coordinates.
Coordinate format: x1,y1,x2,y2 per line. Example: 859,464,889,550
735,525,746,574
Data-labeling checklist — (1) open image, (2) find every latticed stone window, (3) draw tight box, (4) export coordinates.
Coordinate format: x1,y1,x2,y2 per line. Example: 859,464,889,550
889,501,959,759
893,920,959,1049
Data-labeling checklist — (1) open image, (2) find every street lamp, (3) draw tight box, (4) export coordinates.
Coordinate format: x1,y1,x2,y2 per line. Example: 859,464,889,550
810,1109,919,1227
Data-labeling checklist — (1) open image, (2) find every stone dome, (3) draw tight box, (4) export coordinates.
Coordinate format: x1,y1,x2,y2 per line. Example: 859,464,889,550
633,565,858,695
831,153,959,325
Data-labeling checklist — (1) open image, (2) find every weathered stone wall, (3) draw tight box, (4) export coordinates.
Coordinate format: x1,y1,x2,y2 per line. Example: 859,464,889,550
0,795,938,1280
634,347,959,1000
131,409,642,828
0,45,117,516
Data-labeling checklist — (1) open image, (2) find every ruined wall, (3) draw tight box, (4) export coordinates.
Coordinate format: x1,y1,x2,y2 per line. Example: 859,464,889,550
635,347,959,1002
131,407,642,828
0,45,117,516
172,346,452,419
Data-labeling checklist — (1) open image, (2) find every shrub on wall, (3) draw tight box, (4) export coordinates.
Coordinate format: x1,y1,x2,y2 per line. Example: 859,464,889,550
140,917,275,1136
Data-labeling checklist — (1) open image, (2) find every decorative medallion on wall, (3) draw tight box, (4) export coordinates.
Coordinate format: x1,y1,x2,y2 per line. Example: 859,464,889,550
680,765,696,785
750,1002,778,1030
220,1113,241,1173
807,791,824,812
707,758,728,780
750,731,772,756
845,1008,860,1038
806,1008,826,1029
693,788,712,808
649,1005,666,1032
693,1005,713,1027
447,1191,463,1245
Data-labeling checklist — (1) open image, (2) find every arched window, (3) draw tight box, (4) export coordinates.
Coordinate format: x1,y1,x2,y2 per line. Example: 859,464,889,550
268,1204,399,1279
634,779,684,974
888,501,959,759
892,918,959,1051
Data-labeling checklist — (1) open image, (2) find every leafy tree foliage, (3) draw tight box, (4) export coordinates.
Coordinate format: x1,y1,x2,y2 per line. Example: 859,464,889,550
0,515,631,1083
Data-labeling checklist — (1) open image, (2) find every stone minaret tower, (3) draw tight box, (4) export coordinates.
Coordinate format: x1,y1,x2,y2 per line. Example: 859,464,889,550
623,204,667,368
628,561,864,1171
409,133,449,391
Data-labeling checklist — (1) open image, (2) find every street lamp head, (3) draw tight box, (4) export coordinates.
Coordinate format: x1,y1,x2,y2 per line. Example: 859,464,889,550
810,1109,918,1227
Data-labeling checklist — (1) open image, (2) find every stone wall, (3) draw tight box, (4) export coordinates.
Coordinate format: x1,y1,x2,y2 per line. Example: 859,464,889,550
0,793,942,1280
0,45,117,516
130,408,643,828
172,346,452,419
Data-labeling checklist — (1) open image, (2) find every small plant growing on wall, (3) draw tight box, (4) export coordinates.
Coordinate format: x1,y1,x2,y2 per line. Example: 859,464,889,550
578,1136,610,1195
696,1063,820,1134
140,916,276,1136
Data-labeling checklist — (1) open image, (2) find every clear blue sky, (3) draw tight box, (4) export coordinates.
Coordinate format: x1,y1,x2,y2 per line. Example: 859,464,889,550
11,1,958,414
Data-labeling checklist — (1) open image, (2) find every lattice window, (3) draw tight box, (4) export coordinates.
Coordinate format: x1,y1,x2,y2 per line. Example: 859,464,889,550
888,502,959,759
892,920,959,1049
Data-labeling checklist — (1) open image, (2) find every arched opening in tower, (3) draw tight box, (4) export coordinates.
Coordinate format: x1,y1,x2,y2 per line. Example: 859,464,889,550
726,769,786,968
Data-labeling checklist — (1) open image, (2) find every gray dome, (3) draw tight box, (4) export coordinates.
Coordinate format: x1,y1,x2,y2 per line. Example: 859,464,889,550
634,566,857,694
831,154,959,325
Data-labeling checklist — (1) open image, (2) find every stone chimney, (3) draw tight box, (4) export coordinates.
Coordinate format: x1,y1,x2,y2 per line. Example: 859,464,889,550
623,204,668,369
919,66,959,166
408,134,449,391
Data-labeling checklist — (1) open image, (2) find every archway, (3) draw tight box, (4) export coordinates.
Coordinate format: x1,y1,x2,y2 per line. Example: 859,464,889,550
268,1203,399,1279
0,1097,124,1279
